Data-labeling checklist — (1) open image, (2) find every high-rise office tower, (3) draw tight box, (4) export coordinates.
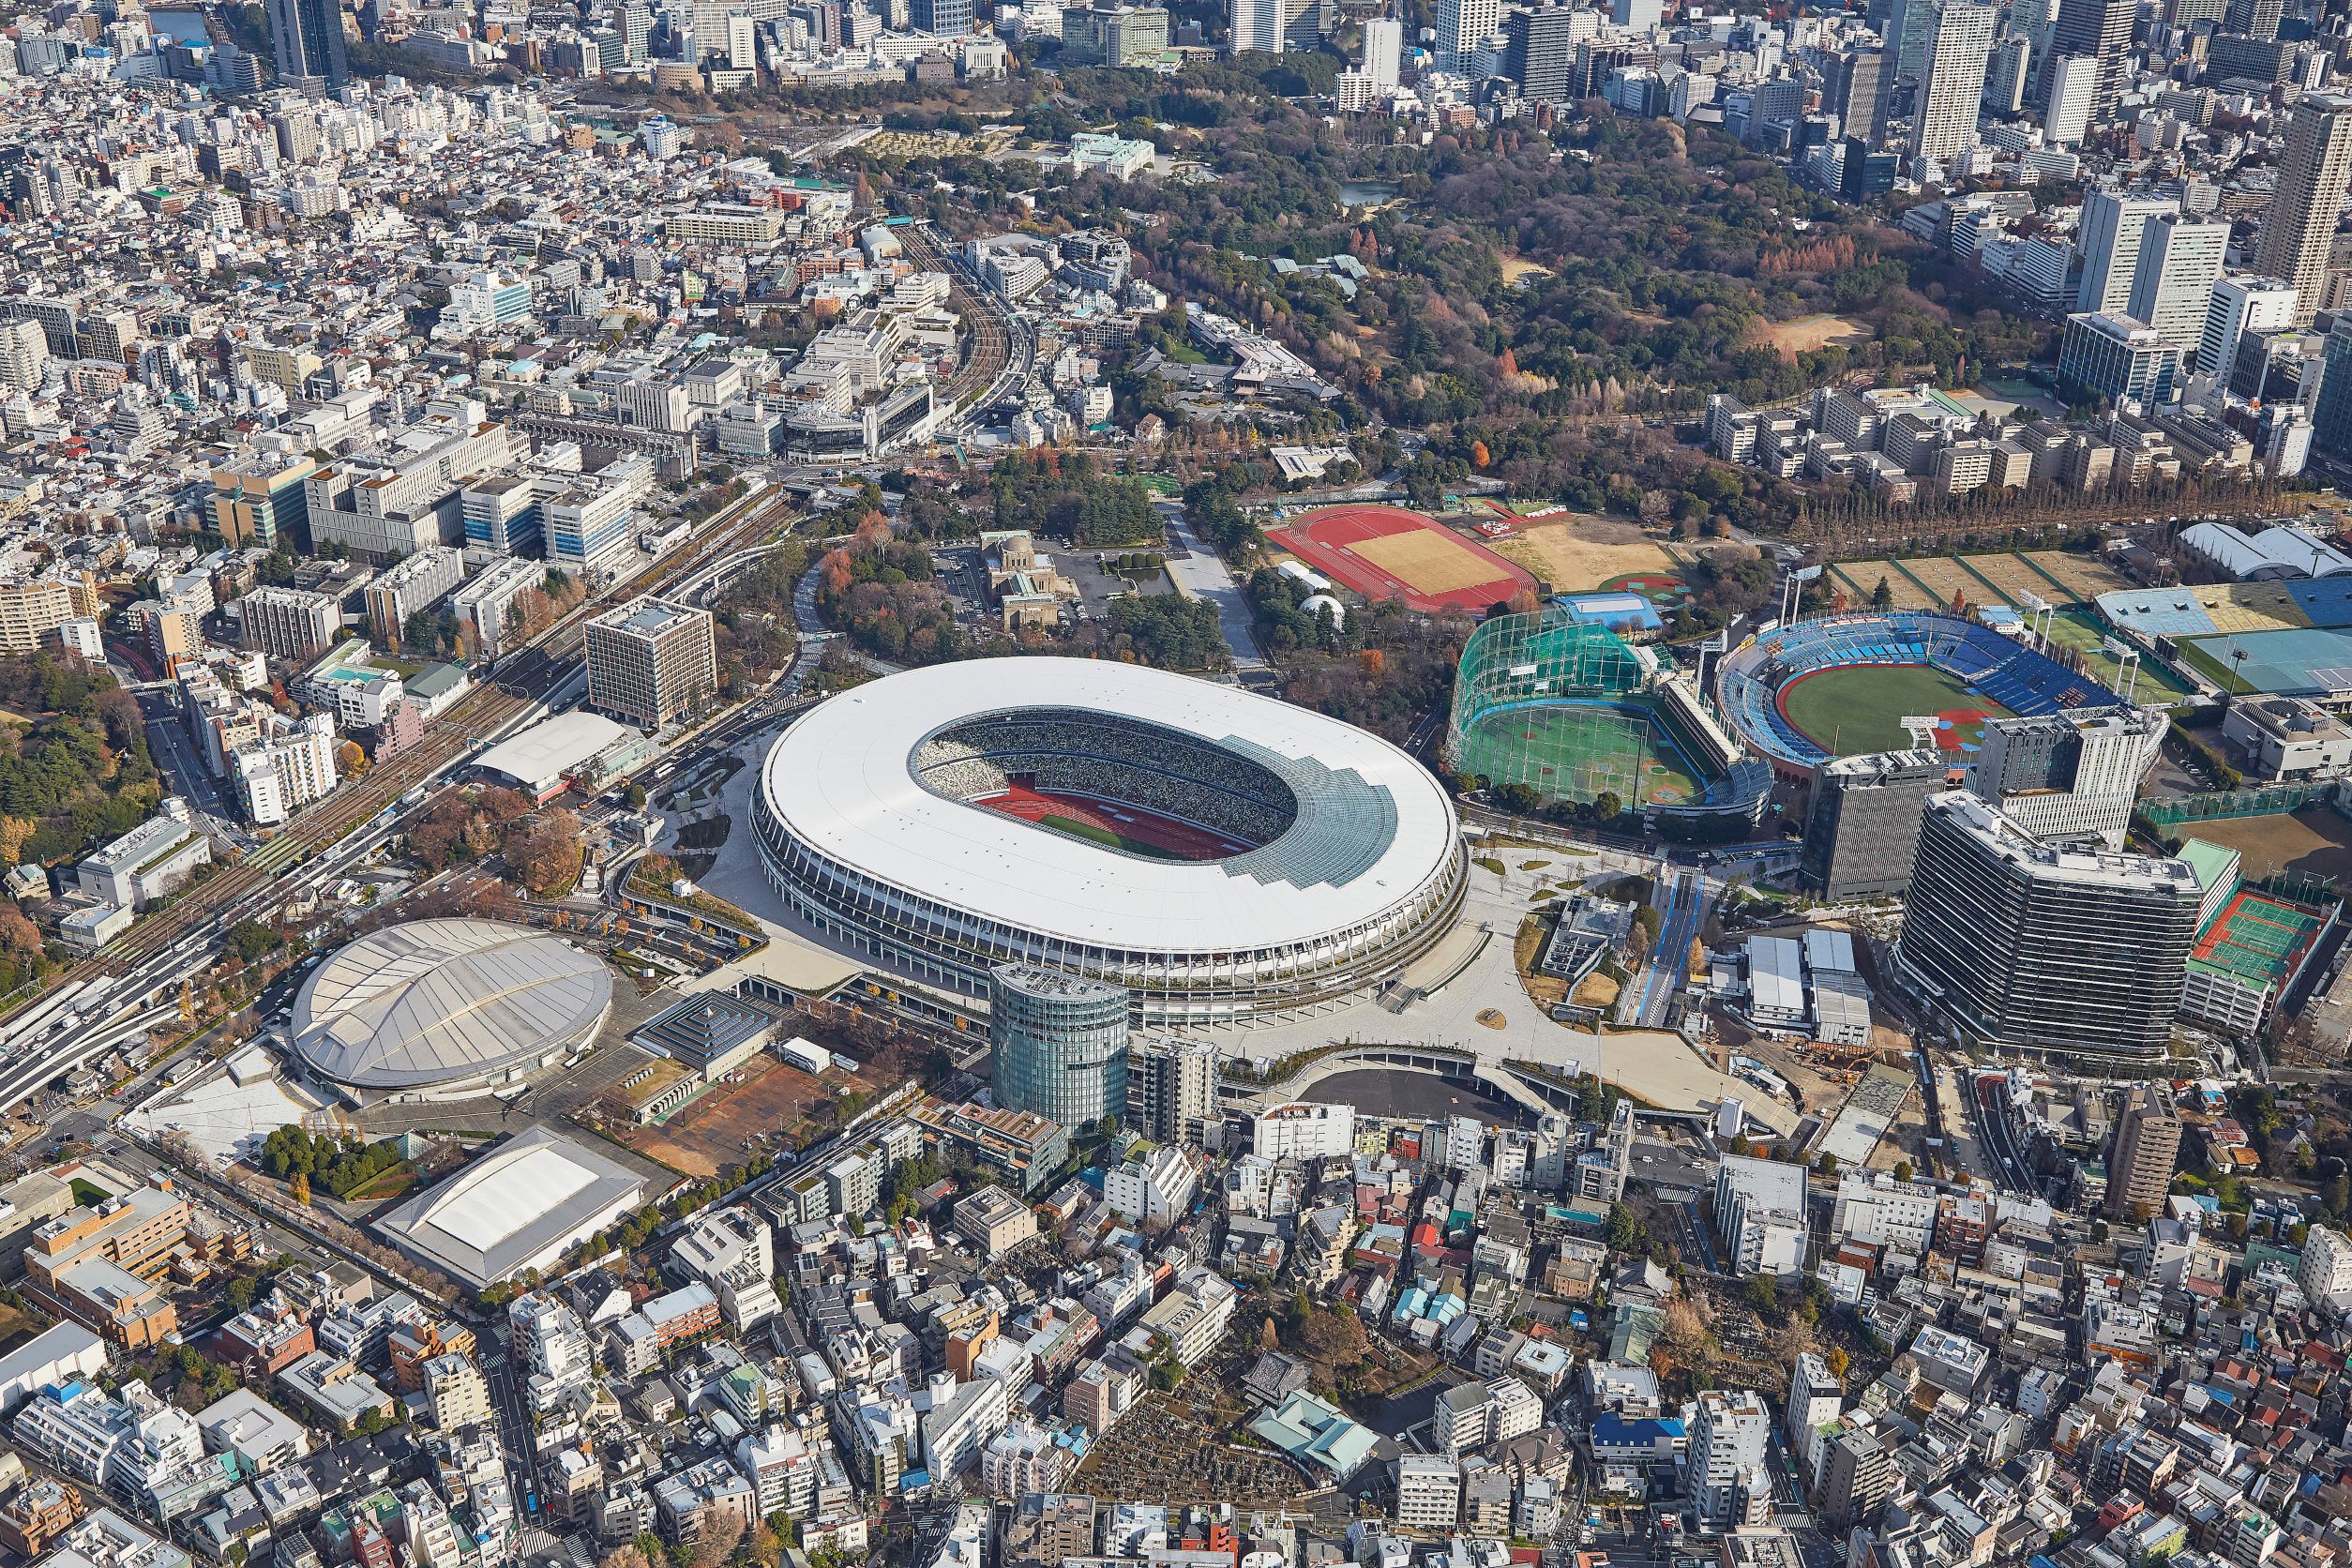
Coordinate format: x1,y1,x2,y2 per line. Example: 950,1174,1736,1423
1883,0,1939,84
2075,188,2179,314
2314,314,2352,459
1229,0,1281,52
910,0,971,33
2043,53,2098,144
2126,215,2231,349
1504,6,1577,100
1967,706,2166,849
583,598,716,730
1801,749,1949,901
1612,0,1662,28
1907,3,1998,165
1894,792,2198,1060
2255,94,2352,326
1434,0,1499,60
1826,47,1888,146
989,963,1130,1128
2040,0,2131,118
266,0,350,86
2106,1082,2183,1220
1362,14,1402,83
1983,32,2029,113
2200,275,2298,379
2224,0,2283,38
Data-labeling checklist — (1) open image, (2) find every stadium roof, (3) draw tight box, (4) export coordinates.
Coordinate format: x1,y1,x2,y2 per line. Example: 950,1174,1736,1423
374,1125,647,1288
475,712,628,794
291,918,614,1092
761,661,1459,955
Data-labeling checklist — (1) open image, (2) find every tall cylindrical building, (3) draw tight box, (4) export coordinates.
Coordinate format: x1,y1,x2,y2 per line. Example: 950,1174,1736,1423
989,963,1130,1128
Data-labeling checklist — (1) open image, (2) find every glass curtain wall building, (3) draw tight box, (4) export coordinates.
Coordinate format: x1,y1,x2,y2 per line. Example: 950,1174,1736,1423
989,962,1130,1127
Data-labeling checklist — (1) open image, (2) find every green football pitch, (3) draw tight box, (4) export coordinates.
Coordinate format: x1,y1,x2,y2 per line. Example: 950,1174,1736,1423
1459,703,1702,806
1776,664,2013,757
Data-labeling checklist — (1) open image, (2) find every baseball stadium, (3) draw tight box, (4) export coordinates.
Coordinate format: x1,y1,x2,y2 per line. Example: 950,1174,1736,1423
1715,611,2126,772
1447,607,1772,825
1268,504,1541,614
2096,578,2352,699
750,661,1468,1025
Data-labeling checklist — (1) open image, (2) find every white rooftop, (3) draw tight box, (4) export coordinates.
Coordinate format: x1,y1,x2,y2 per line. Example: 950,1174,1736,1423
759,660,1459,956
474,711,628,792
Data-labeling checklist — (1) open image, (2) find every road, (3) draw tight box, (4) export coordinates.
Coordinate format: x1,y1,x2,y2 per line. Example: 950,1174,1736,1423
1633,869,1708,1027
1157,496,1269,673
0,479,799,1126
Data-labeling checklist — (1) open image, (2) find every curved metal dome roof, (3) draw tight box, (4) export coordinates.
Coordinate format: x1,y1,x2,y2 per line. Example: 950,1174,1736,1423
289,918,613,1091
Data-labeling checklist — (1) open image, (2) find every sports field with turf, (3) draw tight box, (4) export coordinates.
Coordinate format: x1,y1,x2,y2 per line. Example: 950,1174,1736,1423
1458,701,1703,806
1777,664,2015,758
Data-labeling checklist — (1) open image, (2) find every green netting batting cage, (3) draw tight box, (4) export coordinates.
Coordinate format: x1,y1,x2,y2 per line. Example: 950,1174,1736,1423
1449,608,1698,808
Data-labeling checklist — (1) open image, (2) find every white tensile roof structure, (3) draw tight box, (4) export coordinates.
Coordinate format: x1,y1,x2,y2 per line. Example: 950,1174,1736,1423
290,918,613,1094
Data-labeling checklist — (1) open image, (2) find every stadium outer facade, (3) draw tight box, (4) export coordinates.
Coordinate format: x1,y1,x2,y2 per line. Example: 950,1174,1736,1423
1714,611,2126,775
749,662,1468,1025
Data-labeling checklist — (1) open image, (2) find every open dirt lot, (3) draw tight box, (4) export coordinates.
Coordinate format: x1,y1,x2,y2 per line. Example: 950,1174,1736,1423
2164,808,2352,885
605,1054,873,1178
1901,555,1991,609
1493,517,1680,594
1758,314,1874,356
1830,561,1937,609
2023,549,2133,599
1353,529,1512,595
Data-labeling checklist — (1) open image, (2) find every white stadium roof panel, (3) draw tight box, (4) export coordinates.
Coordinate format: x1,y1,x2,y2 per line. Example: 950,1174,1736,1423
759,660,1460,956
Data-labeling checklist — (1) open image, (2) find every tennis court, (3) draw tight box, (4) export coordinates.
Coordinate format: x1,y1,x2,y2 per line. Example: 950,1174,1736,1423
1458,701,1702,807
2182,626,2352,697
2191,888,2323,987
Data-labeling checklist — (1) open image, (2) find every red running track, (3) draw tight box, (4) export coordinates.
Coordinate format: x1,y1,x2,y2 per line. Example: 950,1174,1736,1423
1266,504,1537,614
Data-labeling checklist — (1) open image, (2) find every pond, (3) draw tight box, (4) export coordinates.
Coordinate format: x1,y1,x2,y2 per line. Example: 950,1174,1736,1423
1339,180,1401,206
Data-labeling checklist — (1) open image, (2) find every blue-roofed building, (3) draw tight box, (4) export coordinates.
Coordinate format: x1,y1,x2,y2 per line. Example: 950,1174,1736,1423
1589,1413,1686,1494
1558,591,1666,633
1248,1390,1382,1484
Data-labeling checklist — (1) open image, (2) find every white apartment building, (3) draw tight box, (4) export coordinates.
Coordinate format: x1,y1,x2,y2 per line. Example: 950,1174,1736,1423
364,544,467,646
1488,1376,1543,1444
231,714,339,825
1829,1171,1940,1255
1691,1390,1772,1530
241,584,340,662
978,1420,1064,1497
1135,1265,1236,1366
1397,1455,1462,1530
1104,1145,1199,1226
77,817,210,911
1250,1101,1357,1160
2301,1225,2352,1311
449,556,545,660
2201,275,2298,380
1714,1154,1809,1277
1788,1354,1843,1471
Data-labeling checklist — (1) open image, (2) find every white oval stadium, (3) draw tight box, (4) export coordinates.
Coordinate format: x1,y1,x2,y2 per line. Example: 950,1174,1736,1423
751,661,1467,1023
290,918,615,1103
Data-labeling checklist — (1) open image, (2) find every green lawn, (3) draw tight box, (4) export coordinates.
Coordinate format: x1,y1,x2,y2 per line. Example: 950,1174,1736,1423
1038,814,1184,860
1777,664,2012,757
2043,609,2198,703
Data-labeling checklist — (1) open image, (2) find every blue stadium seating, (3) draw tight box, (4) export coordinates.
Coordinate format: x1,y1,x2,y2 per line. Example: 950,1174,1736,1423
1716,612,2125,768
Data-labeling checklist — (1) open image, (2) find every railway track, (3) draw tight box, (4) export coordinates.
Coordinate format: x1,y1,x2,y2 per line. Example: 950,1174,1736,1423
44,487,800,994
896,222,1013,411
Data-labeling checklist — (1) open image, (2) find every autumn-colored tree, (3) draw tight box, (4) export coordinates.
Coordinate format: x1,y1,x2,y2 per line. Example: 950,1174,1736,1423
0,816,35,865
1470,440,1491,468
290,1171,310,1204
0,905,41,962
336,740,369,778
505,809,584,897
1496,349,1517,378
